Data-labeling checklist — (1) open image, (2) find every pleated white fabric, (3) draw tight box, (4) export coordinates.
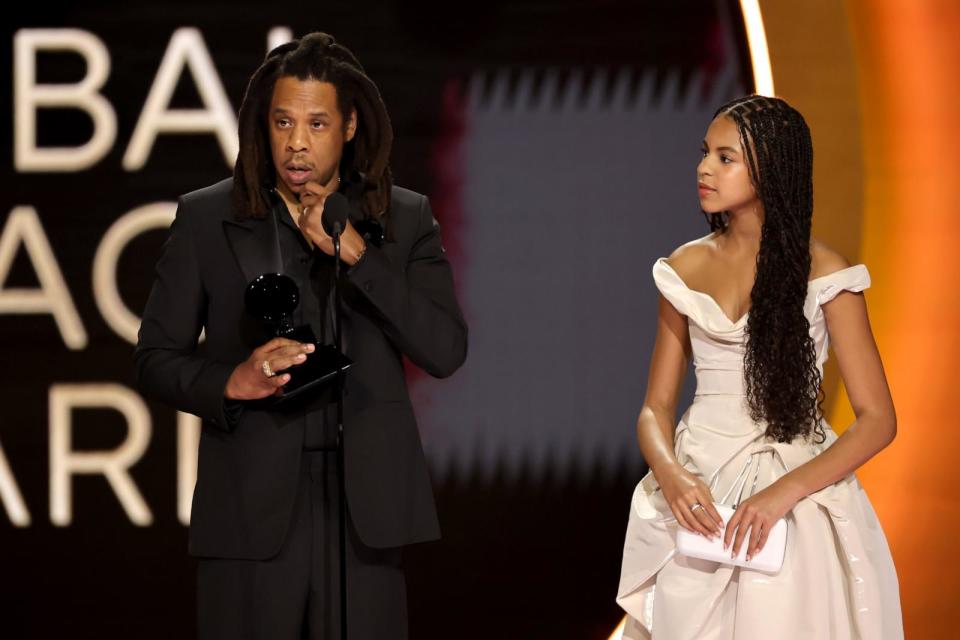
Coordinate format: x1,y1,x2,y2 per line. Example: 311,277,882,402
616,258,903,640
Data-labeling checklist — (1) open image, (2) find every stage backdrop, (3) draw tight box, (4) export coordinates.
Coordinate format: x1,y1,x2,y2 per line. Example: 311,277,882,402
24,1,960,638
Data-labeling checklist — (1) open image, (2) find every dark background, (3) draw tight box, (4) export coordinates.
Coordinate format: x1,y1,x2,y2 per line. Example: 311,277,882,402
0,1,751,637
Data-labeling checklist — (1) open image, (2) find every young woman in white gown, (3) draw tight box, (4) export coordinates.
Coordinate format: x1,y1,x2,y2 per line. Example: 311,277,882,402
617,95,903,639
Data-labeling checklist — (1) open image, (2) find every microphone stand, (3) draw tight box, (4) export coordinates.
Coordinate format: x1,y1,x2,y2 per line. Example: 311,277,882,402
332,223,348,640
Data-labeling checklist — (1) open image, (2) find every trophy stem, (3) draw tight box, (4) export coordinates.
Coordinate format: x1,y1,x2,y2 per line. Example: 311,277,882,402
277,317,295,336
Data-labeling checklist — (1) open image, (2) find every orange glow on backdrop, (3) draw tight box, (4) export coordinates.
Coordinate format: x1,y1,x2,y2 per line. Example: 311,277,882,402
845,0,960,635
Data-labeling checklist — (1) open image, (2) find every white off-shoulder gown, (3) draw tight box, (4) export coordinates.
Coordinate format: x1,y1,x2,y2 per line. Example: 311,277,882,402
617,259,903,640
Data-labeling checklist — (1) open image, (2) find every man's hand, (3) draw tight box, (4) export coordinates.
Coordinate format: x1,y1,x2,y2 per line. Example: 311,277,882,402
298,181,366,266
224,338,315,400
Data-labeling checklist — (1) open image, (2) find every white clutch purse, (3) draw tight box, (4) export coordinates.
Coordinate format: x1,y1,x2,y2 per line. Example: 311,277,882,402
674,453,788,573
675,502,787,573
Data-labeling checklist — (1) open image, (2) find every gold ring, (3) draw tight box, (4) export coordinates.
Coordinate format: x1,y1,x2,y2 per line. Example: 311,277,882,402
261,360,275,378
691,503,704,512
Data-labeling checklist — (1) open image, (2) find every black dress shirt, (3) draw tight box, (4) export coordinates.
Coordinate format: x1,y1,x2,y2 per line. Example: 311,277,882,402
273,197,339,450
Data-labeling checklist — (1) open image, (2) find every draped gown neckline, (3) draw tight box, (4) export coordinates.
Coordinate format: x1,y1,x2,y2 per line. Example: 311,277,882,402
654,257,869,328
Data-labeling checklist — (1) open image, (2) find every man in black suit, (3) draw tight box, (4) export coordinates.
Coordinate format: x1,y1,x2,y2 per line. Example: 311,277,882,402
135,32,467,639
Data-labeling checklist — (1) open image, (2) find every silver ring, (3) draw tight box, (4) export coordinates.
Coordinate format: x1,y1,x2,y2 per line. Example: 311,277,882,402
261,360,275,378
690,503,704,512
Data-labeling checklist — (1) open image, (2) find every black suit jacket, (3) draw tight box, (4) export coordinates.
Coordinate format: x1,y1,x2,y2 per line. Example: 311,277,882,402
135,177,467,559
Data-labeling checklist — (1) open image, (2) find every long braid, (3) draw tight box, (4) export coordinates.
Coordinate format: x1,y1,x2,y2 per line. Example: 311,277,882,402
711,95,824,443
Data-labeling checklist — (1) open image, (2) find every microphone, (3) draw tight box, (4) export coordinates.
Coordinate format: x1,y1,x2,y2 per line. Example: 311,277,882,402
312,187,352,640
321,192,349,236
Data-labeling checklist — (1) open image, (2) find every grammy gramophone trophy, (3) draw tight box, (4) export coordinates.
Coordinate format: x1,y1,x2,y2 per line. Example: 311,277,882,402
244,272,352,402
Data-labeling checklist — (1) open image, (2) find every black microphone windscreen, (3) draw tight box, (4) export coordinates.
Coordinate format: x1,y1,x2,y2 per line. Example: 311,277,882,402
321,193,350,235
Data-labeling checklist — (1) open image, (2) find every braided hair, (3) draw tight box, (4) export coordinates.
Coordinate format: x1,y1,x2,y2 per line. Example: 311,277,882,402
707,95,824,443
232,32,393,221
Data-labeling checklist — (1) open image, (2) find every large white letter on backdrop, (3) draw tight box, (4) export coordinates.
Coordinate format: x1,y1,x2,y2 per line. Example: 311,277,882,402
93,202,176,345
49,384,153,526
177,411,200,525
0,441,31,527
0,207,87,350
123,27,238,170
14,28,117,172
267,27,293,51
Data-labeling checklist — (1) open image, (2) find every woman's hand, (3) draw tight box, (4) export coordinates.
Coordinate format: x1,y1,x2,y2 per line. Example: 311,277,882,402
654,462,724,539
724,480,799,561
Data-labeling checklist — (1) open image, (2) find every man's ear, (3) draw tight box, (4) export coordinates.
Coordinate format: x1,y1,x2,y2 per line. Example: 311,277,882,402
345,108,358,142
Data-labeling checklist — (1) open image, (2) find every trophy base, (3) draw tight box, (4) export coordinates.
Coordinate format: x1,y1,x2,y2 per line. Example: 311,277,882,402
276,326,353,403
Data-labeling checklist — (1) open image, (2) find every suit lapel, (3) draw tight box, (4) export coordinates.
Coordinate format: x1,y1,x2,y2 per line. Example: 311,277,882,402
223,213,283,285
222,186,369,353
